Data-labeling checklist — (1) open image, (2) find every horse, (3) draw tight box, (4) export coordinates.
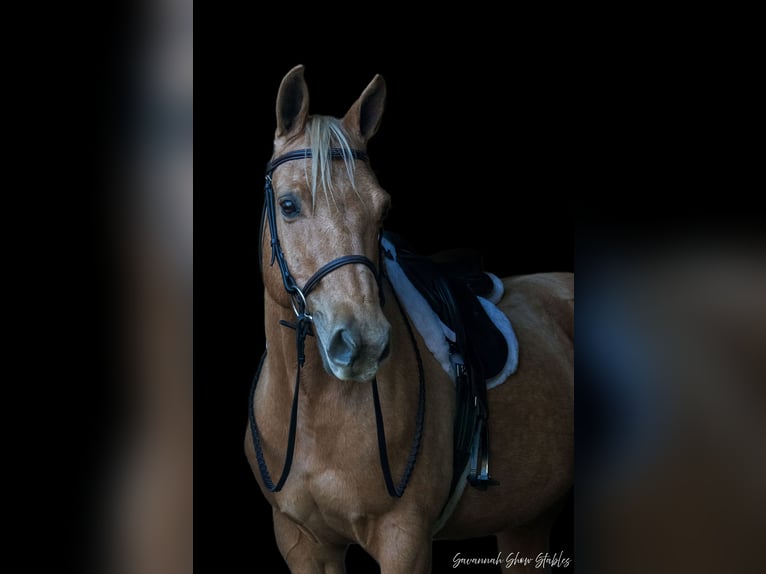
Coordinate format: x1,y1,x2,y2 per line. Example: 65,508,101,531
245,65,574,573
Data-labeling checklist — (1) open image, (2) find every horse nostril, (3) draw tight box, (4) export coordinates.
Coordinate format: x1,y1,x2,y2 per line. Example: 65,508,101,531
328,328,358,367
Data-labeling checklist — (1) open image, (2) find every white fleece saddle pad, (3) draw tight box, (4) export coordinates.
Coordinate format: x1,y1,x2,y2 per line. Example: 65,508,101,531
381,237,518,389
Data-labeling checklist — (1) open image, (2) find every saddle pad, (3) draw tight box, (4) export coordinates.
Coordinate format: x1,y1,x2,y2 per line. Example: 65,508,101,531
381,237,518,389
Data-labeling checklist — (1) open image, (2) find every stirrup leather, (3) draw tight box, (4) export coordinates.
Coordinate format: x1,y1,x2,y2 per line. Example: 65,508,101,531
467,417,498,489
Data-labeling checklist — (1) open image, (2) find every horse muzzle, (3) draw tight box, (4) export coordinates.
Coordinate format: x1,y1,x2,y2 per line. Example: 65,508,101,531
317,318,391,382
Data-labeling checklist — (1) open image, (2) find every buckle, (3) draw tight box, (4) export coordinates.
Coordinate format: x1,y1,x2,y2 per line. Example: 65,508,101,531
290,287,312,322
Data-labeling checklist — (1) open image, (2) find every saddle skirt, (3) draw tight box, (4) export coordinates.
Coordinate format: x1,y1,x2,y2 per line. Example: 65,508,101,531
381,233,519,389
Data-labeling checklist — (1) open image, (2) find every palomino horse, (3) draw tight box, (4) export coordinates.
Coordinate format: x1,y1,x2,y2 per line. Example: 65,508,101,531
245,65,573,573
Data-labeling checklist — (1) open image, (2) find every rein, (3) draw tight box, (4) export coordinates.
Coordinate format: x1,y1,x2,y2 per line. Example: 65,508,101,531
248,148,425,498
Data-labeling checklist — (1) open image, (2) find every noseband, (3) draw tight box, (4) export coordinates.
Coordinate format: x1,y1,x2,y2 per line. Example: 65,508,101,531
249,148,425,498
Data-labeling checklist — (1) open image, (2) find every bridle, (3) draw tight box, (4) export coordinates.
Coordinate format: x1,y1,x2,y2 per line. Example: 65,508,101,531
260,148,383,364
248,148,425,497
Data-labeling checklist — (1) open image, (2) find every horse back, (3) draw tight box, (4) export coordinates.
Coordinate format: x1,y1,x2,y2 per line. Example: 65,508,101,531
502,272,573,347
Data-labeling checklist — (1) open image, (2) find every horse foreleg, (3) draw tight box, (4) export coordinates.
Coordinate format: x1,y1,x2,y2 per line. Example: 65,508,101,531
273,510,347,574
368,519,432,574
496,516,556,574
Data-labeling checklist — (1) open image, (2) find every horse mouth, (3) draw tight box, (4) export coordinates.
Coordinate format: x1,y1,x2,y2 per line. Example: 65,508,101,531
316,340,379,382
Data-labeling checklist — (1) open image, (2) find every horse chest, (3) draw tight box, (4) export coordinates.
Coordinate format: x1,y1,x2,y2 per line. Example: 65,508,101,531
274,464,385,542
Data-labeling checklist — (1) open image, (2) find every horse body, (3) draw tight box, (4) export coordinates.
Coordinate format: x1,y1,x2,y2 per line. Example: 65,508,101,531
437,274,573,545
245,65,573,573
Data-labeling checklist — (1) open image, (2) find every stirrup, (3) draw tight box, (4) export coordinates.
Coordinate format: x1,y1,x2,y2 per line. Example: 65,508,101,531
467,419,499,490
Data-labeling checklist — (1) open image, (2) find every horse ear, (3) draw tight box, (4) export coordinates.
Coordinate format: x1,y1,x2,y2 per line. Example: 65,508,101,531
342,74,386,143
275,65,309,139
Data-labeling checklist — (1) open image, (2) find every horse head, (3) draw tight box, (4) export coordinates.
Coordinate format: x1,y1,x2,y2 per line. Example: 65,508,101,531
263,65,391,382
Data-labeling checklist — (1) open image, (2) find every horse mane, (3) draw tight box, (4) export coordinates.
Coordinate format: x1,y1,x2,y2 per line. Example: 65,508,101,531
306,115,358,209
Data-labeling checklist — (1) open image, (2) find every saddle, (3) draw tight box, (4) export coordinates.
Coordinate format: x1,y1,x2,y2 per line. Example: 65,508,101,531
382,232,508,491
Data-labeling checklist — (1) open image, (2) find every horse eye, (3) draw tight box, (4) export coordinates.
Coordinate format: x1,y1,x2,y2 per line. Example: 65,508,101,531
279,198,299,218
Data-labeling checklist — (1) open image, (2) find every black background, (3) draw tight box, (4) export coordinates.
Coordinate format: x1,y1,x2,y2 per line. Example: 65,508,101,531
9,6,764,573
200,54,574,572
